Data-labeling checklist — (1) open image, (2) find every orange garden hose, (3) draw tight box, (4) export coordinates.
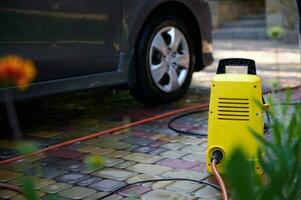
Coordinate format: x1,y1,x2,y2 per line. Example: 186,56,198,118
212,159,228,200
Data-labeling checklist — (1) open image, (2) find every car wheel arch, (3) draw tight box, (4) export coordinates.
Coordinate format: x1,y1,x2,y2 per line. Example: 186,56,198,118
127,1,205,86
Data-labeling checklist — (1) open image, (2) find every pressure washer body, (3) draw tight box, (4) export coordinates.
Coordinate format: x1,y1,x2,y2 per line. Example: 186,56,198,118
206,59,265,174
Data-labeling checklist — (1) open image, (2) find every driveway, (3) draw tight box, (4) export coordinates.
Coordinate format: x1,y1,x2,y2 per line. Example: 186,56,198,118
0,38,300,199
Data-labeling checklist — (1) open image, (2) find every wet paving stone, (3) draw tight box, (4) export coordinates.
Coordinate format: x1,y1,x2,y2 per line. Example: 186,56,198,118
41,194,71,200
160,150,189,159
124,153,162,164
98,141,131,150
130,131,157,138
119,185,152,197
39,157,59,166
151,180,173,189
127,163,171,176
126,174,157,184
154,128,178,135
102,133,130,141
0,169,20,182
12,191,45,200
40,183,72,194
148,147,169,155
121,137,155,146
194,186,221,199
162,169,207,180
141,189,194,200
91,148,114,155
1,161,37,173
182,153,206,163
89,179,126,192
35,179,56,190
10,194,24,200
7,176,29,186
0,189,18,199
61,143,85,151
78,145,100,153
106,150,130,158
132,146,157,153
34,167,68,179
206,175,219,186
156,158,199,170
80,165,103,174
83,192,109,200
55,173,89,184
47,149,82,159
115,161,136,169
103,157,125,167
76,176,102,187
149,134,165,140
58,186,96,199
50,159,85,172
165,181,204,193
93,168,137,181
149,140,166,147
181,145,202,153
190,163,207,172
127,144,140,151
178,137,205,145
101,194,123,200
161,142,187,150
159,135,183,143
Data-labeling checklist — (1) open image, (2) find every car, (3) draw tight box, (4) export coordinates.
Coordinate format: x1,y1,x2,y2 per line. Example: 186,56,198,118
0,0,213,105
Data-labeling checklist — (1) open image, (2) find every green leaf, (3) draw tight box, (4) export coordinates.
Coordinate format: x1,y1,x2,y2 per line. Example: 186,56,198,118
20,177,38,200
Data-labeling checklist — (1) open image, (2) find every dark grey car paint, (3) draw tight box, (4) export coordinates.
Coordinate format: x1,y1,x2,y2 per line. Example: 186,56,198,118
0,0,213,101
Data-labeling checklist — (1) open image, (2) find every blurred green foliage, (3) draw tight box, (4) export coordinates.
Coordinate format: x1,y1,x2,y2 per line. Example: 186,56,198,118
85,155,106,171
16,143,39,200
20,177,38,200
225,91,301,200
267,26,285,40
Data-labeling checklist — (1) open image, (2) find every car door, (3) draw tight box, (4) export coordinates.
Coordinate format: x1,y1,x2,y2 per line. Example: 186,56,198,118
0,0,122,82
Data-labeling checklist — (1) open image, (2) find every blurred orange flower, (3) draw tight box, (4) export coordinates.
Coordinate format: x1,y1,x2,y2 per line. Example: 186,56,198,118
0,55,36,91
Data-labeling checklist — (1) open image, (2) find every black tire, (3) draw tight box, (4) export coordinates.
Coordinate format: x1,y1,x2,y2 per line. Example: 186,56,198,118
130,14,196,105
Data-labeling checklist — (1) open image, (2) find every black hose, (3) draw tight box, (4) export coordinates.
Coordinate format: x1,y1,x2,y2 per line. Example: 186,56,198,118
98,177,220,200
168,109,209,137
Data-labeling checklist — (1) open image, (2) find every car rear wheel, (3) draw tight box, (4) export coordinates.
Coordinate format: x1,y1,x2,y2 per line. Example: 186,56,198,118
131,14,195,105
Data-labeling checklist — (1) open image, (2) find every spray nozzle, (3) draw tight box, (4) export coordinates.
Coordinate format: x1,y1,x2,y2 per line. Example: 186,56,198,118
211,150,223,164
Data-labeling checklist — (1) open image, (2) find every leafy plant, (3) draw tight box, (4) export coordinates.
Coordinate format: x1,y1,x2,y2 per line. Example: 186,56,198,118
225,91,301,200
15,144,39,200
20,177,38,200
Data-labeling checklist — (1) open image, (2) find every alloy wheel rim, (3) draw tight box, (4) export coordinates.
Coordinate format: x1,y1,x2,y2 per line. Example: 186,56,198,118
149,26,190,93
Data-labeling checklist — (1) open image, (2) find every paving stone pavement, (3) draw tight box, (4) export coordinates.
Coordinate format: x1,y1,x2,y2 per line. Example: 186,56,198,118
0,87,300,199
0,38,300,199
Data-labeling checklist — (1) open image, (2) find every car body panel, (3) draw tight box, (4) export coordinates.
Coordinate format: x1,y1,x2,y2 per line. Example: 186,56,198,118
0,0,122,81
0,0,213,101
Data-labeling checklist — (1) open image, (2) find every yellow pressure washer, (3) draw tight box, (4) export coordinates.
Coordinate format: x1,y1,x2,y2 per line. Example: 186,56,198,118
206,58,268,174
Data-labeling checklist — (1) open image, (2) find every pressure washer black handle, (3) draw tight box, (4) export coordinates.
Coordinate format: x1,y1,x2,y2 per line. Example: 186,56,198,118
217,58,257,75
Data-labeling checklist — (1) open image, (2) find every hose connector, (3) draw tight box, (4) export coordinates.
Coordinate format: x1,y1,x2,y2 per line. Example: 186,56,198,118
211,150,223,164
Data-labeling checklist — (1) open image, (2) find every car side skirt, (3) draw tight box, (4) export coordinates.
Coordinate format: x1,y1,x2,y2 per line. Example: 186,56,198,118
0,52,130,102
